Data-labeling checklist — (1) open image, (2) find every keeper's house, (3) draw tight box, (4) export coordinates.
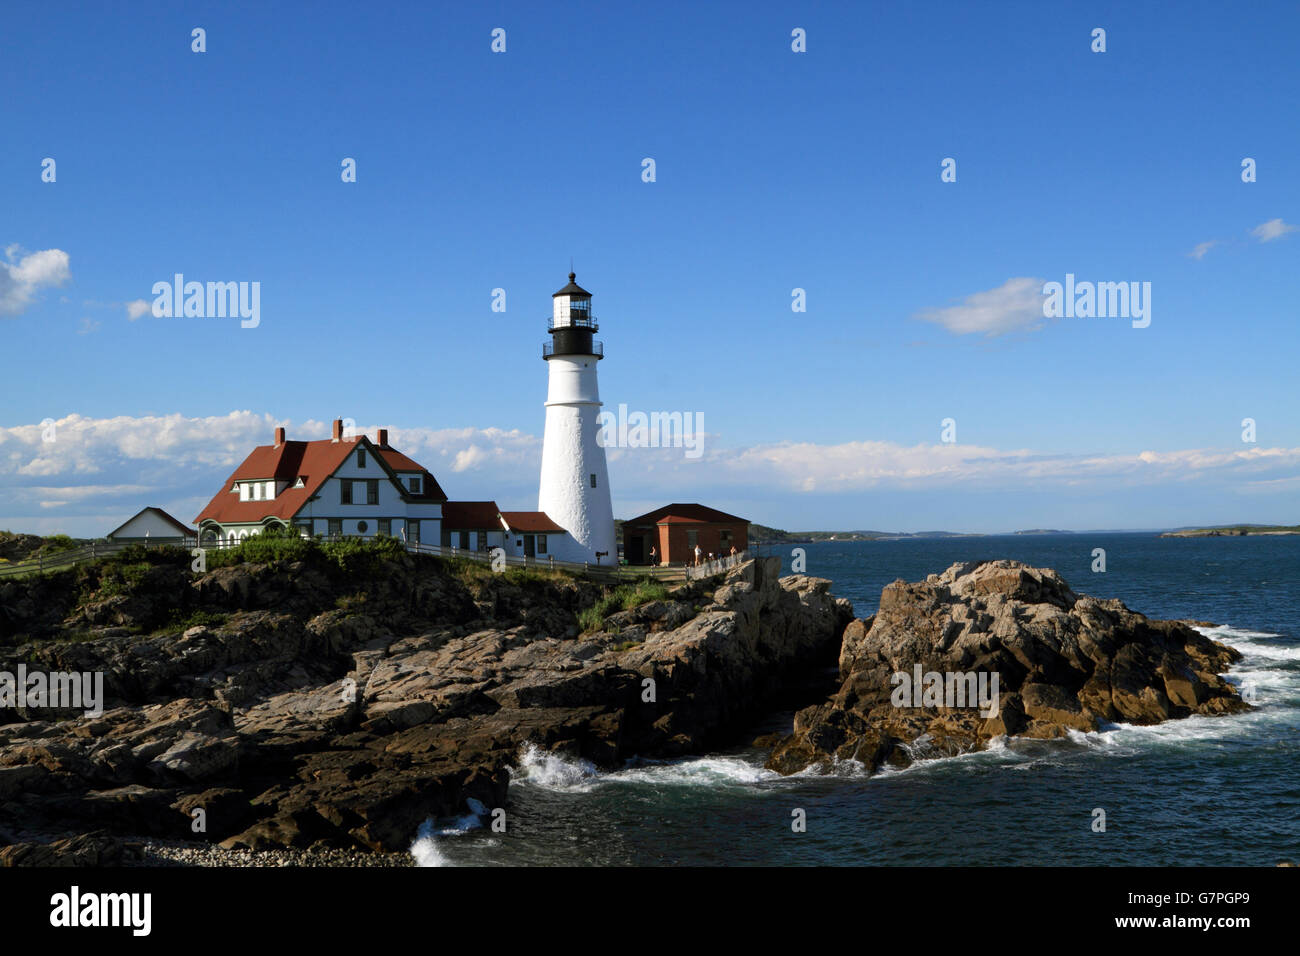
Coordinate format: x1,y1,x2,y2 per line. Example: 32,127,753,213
194,420,590,561
195,420,448,545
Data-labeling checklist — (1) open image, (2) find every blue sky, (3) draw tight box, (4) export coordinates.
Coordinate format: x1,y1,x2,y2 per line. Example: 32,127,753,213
2,0,1297,536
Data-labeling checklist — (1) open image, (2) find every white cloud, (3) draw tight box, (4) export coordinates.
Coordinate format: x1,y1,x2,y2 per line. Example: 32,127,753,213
126,299,151,320
1188,240,1219,260
0,246,71,316
1250,218,1297,243
914,277,1048,337
3,413,1297,537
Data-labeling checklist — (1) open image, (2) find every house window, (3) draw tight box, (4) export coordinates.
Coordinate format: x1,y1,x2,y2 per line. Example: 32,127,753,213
341,480,352,504
590,474,597,488
357,520,369,534
358,449,366,468
409,476,421,493
537,535,547,554
367,479,379,505
295,521,312,537
265,481,274,499
328,518,342,537
408,521,420,543
378,518,391,536
687,530,698,548
252,482,261,501
459,531,469,549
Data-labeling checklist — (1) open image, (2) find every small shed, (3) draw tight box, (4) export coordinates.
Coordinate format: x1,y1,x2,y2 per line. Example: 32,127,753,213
107,507,196,544
621,503,748,565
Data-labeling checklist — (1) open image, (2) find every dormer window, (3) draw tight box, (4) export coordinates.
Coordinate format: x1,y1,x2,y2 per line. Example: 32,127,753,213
409,476,421,494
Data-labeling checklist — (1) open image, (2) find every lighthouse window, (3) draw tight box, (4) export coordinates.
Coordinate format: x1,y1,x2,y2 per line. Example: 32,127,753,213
590,474,597,488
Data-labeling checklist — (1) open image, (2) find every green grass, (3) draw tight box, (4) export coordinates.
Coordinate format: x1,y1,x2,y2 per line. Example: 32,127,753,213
169,608,228,630
441,554,576,588
578,578,670,633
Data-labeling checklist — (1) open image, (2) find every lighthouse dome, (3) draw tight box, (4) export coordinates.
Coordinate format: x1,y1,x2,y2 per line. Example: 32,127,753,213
552,272,592,298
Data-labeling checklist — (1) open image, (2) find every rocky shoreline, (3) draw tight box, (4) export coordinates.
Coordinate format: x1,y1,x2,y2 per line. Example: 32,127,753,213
767,560,1248,775
0,548,1250,866
1,547,849,863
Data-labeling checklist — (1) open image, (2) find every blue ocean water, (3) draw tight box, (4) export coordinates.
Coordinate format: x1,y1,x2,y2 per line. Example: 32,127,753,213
416,534,1300,866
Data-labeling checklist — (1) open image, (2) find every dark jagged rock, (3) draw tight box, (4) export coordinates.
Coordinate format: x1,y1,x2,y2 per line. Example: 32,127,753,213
767,560,1247,776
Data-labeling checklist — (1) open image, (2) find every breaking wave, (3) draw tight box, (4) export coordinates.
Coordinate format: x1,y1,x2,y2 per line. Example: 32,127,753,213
409,797,489,867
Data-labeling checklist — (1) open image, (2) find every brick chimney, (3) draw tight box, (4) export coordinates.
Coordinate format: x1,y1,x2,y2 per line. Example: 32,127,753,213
377,428,388,448
332,418,343,442
274,426,285,447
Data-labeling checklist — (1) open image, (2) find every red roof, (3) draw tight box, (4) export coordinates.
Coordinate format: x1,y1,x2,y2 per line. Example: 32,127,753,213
499,511,566,533
194,435,445,526
378,448,424,473
442,501,501,529
623,503,748,527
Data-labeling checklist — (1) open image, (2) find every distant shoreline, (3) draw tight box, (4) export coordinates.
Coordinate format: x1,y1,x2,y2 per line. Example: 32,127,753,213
1159,528,1300,538
745,525,1300,544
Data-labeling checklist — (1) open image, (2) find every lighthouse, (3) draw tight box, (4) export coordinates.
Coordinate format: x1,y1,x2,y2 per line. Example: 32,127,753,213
538,272,616,564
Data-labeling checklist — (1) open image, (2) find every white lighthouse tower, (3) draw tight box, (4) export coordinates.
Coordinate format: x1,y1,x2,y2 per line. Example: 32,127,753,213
538,272,617,564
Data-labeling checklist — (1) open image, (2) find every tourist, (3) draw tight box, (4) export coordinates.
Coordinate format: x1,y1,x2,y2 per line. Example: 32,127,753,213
649,545,657,566
693,544,702,566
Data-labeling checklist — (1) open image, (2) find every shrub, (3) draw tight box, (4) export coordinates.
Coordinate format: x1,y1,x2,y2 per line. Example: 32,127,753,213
203,528,407,577
42,534,80,554
205,526,315,569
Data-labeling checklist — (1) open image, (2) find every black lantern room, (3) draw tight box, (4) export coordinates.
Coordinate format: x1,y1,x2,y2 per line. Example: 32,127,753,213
544,272,604,360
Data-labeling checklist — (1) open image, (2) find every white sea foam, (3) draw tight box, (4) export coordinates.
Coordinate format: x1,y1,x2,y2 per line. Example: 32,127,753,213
511,743,782,791
1197,625,1300,659
410,831,450,867
511,744,600,791
408,797,489,867
611,755,780,787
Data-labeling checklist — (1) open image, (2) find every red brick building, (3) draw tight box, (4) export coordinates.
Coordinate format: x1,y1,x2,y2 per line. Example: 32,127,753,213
622,503,748,565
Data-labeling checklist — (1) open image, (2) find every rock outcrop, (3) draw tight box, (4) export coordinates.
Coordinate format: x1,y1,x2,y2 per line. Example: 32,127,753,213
1,553,851,858
767,560,1247,775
